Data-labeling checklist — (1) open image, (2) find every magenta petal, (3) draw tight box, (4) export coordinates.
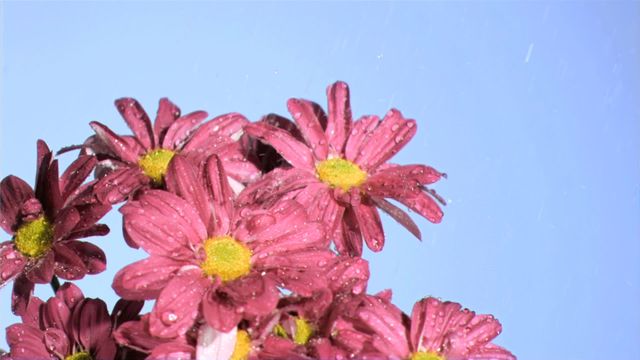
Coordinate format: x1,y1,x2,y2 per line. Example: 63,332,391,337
148,342,195,360
56,282,85,308
202,289,242,332
327,257,370,295
205,156,235,235
154,98,182,145
0,176,35,233
287,98,329,160
113,256,183,300
149,268,209,338
371,197,421,240
93,167,149,204
344,115,380,162
20,296,43,327
38,159,63,220
111,299,144,326
182,112,249,153
337,207,364,256
42,297,71,332
468,344,516,360
121,190,207,257
90,121,143,164
25,251,54,283
161,110,208,149
71,298,116,359
244,123,315,170
53,244,88,280
44,328,70,356
325,81,352,154
354,109,417,171
60,155,97,201
11,275,34,316
64,240,107,274
358,296,410,358
350,195,385,252
165,155,210,228
224,274,279,317
67,224,110,240
115,98,156,150
0,242,26,287
113,315,165,353
410,297,472,352
448,314,504,355
6,324,49,358
397,191,444,224
237,168,315,207
53,207,81,241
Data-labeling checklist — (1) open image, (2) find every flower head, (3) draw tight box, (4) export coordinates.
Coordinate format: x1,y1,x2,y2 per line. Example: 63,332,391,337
86,98,259,204
241,81,445,256
113,155,333,338
0,140,111,315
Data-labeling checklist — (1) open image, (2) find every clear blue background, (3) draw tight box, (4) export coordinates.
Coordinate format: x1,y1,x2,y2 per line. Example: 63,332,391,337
1,2,639,359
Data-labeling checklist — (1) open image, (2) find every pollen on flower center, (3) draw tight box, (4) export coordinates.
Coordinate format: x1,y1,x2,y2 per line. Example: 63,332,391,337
230,329,251,360
410,351,445,360
315,158,367,192
201,236,252,282
14,217,53,258
138,149,176,184
65,352,93,360
293,317,314,345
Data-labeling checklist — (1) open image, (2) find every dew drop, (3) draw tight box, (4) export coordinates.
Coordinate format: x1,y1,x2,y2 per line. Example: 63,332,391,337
161,311,178,325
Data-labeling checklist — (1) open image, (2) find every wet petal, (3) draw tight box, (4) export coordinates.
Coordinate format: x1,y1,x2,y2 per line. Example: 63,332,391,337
162,110,208,150
113,256,184,300
344,115,379,162
165,155,210,227
396,191,444,224
149,268,209,338
90,121,143,164
370,197,421,240
55,282,85,308
115,98,155,150
0,242,26,287
204,155,235,235
25,250,54,284
154,98,182,145
287,98,328,160
53,244,88,280
53,207,81,241
0,176,35,233
6,324,49,358
350,194,384,252
11,275,34,316
44,328,70,357
71,298,116,359
325,81,352,154
409,297,473,352
93,167,148,204
42,297,72,331
202,289,242,332
64,240,107,274
111,298,144,327
60,155,97,201
182,112,249,154
244,123,314,170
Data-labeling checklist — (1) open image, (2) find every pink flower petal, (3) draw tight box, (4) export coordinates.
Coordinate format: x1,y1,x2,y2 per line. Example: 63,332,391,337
162,110,209,150
357,296,410,358
110,298,144,327
325,81,352,154
90,121,143,164
354,109,417,171
6,324,49,358
42,297,71,332
244,122,315,170
287,98,329,160
71,298,116,359
370,197,421,240
344,115,380,162
260,336,309,360
11,275,34,316
0,176,35,233
19,292,43,327
182,112,249,153
60,155,97,201
113,314,165,353
468,343,516,360
154,98,182,145
66,224,110,241
202,289,242,333
0,242,26,287
64,240,107,275
396,191,444,224
93,167,149,204
447,314,503,356
115,98,156,150
350,193,385,252
335,206,363,256
55,282,85,308
25,250,54,284
36,158,63,220
205,156,235,235
148,342,195,360
44,328,70,356
409,297,473,352
53,244,88,280
53,207,81,241
165,155,210,227
113,256,184,300
121,190,207,257
237,168,315,208
326,256,370,295
149,268,209,338
223,274,279,317
366,165,442,199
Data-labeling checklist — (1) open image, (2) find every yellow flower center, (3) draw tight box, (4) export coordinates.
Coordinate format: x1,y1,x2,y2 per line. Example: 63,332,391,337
272,317,314,346
65,352,92,360
410,351,445,360
138,149,175,184
315,158,367,192
201,236,252,282
14,217,53,258
293,317,314,345
230,330,251,360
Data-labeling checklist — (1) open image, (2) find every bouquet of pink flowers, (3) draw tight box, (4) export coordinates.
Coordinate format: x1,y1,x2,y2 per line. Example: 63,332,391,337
0,82,515,360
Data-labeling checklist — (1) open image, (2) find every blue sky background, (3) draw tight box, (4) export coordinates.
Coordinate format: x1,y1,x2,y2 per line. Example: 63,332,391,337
1,2,639,359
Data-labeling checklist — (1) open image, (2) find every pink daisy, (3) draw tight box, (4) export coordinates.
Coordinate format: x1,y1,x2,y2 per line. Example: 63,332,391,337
352,294,516,360
241,81,445,256
86,97,259,204
5,282,144,360
0,141,111,315
112,155,333,338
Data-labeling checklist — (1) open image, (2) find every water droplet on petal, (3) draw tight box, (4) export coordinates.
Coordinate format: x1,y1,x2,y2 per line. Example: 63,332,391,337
161,311,178,325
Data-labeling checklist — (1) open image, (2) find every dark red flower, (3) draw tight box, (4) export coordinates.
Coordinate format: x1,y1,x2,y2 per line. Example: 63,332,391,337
85,98,259,204
0,141,110,315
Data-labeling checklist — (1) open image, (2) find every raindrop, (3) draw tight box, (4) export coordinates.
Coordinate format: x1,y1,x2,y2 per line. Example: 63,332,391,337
161,311,178,325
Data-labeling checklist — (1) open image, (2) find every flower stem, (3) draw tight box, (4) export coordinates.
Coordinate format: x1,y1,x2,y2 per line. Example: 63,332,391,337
50,276,60,293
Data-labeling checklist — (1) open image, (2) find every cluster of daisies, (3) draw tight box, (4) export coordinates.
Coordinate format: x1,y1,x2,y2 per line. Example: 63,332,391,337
0,82,515,360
